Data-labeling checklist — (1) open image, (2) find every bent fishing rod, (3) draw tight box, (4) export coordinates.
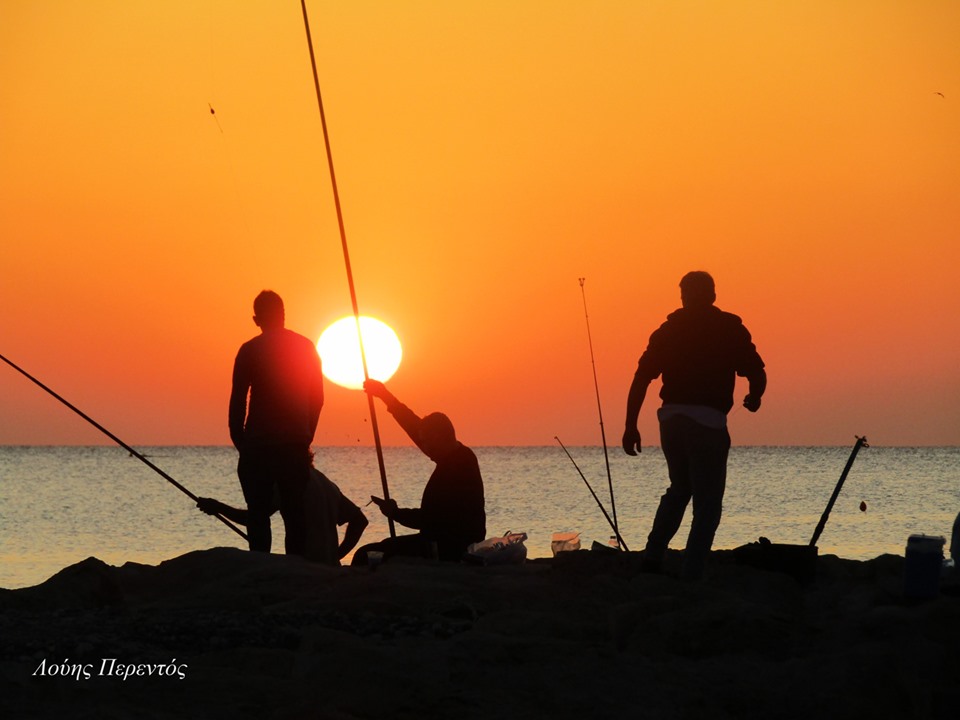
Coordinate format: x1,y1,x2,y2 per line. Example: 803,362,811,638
578,278,622,548
0,352,247,541
555,436,629,551
299,0,395,537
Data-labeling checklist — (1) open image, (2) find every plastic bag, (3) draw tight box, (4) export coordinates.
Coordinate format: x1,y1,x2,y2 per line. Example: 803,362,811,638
465,532,528,565
551,532,581,556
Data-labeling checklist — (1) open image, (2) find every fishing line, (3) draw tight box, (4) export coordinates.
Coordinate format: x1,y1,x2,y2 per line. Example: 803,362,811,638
299,0,395,537
208,103,224,133
202,66,256,258
555,436,629,551
578,278,622,548
0,352,248,541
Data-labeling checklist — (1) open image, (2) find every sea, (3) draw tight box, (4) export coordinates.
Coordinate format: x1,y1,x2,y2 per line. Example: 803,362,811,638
1,445,957,590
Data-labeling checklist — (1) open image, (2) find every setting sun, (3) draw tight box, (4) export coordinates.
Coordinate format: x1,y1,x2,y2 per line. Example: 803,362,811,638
317,316,402,390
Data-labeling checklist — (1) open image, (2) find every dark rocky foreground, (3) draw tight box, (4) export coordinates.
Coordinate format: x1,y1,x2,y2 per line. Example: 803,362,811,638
1,547,957,719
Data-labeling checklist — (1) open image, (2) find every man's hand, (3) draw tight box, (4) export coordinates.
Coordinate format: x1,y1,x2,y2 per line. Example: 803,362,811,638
363,379,388,399
370,495,398,519
743,394,762,412
622,427,642,456
197,497,225,516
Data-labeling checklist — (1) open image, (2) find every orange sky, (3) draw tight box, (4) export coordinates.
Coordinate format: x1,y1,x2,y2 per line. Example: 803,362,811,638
2,1,958,447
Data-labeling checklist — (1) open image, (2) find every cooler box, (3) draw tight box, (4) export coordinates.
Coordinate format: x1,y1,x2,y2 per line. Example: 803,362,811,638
903,534,945,600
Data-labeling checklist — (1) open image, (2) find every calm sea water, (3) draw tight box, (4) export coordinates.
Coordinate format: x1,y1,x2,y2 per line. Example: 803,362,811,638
1,445,957,589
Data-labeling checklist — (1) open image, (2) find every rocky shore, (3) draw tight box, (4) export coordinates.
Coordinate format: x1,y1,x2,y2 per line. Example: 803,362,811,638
1,547,957,719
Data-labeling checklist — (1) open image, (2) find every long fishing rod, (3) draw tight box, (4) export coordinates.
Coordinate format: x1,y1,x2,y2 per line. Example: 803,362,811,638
555,436,629,551
299,0,395,537
0,352,248,541
578,278,622,548
809,436,868,547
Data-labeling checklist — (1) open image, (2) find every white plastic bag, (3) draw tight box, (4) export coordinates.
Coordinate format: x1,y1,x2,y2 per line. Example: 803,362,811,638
466,532,528,565
551,532,581,556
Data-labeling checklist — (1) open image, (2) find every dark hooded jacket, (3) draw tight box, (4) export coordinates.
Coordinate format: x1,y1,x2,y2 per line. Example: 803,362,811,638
387,402,486,559
635,305,765,414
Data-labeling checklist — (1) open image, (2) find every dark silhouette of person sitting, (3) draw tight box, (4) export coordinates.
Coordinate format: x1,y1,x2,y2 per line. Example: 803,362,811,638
352,380,486,565
229,290,324,556
623,271,766,580
197,464,367,566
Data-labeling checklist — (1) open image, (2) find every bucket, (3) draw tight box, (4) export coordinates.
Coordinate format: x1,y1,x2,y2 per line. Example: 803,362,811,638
903,534,945,600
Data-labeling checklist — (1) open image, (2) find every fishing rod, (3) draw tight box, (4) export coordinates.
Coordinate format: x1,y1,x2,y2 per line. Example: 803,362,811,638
0,352,248,541
555,436,629,551
578,278,622,548
299,0,395,537
809,435,868,547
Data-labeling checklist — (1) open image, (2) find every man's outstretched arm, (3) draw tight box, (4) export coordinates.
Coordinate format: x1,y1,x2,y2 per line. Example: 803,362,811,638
364,379,424,449
197,497,248,526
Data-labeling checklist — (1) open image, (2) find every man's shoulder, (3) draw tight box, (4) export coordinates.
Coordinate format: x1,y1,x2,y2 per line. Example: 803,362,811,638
454,441,478,457
308,469,347,505
452,443,482,475
245,328,318,353
651,307,751,346
656,307,734,331
681,306,747,328
235,334,263,359
284,327,314,341
714,307,746,326
282,328,321,353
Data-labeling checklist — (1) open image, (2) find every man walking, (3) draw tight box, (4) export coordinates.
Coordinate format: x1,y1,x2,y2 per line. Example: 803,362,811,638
229,290,324,555
623,271,766,580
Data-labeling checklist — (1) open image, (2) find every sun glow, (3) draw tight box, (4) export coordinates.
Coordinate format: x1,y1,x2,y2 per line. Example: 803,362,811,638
317,316,402,390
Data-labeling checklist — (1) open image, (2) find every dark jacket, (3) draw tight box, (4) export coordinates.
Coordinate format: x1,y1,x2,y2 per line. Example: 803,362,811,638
229,328,324,447
635,305,765,414
388,403,486,557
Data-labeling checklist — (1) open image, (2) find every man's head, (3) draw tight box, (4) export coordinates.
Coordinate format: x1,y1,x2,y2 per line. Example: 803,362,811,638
679,271,716,308
253,290,285,330
419,412,458,460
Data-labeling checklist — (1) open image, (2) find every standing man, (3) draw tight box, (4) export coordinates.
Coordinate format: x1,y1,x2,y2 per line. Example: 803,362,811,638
229,290,324,556
623,271,766,580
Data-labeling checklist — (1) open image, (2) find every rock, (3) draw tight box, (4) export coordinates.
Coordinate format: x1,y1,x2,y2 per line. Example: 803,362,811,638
0,547,957,719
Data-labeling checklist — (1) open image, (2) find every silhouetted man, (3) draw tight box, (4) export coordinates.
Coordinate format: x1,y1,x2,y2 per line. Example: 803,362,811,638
352,380,486,565
197,465,367,566
229,290,324,555
623,271,766,580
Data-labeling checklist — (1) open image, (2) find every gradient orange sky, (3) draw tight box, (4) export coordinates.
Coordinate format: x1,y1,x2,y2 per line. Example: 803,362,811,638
2,1,958,447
